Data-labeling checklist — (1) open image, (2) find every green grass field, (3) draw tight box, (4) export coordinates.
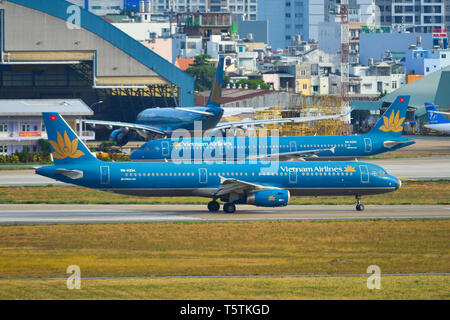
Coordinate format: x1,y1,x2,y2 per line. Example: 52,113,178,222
0,220,448,279
0,276,448,300
0,220,449,299
0,181,449,205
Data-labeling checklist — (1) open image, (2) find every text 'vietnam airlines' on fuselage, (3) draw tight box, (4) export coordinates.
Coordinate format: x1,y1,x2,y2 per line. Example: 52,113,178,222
37,112,401,213
131,96,415,161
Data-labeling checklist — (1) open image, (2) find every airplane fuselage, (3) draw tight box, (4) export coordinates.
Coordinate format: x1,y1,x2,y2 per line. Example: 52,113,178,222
136,106,224,133
424,123,450,134
37,160,400,201
130,134,415,161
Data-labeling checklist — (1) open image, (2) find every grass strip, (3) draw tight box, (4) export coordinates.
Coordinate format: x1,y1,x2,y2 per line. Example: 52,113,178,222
0,275,448,300
0,220,448,279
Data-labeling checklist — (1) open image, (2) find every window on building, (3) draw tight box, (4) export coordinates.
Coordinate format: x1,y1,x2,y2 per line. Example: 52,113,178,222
392,81,397,89
22,124,31,132
0,124,8,132
0,145,7,154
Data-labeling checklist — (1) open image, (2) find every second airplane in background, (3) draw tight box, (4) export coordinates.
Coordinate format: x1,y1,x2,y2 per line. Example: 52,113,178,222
85,57,351,146
131,96,415,161
424,102,450,134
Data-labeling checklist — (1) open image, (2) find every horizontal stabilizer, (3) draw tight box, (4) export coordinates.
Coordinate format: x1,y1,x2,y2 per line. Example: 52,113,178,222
383,141,412,149
55,168,84,179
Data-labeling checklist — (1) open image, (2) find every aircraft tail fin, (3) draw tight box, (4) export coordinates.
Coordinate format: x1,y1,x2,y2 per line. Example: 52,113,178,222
369,95,409,136
207,57,225,107
425,102,450,124
42,112,98,165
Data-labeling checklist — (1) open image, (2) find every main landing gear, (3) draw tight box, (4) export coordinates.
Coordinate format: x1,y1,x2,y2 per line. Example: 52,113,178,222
207,200,220,213
223,203,236,214
207,200,236,213
355,195,365,211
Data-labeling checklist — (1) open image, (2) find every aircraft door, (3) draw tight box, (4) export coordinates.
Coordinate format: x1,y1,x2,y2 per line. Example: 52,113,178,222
161,141,170,157
290,141,297,152
364,138,372,153
100,166,110,185
199,168,208,184
289,169,298,184
359,165,369,183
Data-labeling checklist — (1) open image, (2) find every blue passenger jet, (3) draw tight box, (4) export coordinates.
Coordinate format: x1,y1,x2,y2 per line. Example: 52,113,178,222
424,102,450,134
130,96,415,161
36,113,401,213
85,57,351,146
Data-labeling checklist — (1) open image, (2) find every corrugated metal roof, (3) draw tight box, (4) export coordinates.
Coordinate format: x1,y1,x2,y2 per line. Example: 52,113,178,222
0,99,93,116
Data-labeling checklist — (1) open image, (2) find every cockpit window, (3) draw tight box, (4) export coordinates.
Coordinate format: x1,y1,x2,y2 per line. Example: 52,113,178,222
379,169,387,177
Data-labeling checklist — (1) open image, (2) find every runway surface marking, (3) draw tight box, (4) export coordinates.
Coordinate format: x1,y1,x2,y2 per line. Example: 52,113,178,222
1,273,449,282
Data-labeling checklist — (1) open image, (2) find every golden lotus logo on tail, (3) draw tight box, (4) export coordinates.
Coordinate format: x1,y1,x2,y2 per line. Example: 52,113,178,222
344,165,356,173
379,111,405,133
49,131,85,159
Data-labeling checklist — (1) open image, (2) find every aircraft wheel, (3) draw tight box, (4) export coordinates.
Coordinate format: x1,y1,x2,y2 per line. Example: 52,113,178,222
356,204,365,211
207,201,220,213
223,203,236,214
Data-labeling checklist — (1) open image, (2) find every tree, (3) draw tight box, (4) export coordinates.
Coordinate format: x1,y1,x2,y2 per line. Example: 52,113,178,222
186,54,216,92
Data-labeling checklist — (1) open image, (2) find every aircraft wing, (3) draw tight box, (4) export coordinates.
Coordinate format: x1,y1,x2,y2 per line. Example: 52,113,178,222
246,147,336,161
214,176,278,198
84,120,167,136
214,110,352,131
429,110,450,116
175,107,215,116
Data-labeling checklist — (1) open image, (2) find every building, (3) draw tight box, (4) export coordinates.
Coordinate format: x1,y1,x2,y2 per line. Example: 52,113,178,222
0,0,194,127
319,21,373,64
375,0,445,34
350,62,406,96
237,19,269,44
405,46,450,76
176,12,233,40
112,22,175,41
67,0,124,16
359,31,434,65
173,34,204,61
144,0,257,20
0,100,94,156
258,0,328,50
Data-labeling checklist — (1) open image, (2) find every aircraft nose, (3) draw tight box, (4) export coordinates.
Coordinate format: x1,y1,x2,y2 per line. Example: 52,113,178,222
395,178,402,190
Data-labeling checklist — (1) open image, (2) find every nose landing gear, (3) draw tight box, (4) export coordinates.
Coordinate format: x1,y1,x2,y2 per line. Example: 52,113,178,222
355,195,365,211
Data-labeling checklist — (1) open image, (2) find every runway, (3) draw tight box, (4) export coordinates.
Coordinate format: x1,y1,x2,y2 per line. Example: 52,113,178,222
1,157,450,186
0,204,448,225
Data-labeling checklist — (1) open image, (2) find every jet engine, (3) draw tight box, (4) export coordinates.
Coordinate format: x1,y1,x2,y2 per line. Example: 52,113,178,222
247,189,290,207
110,129,129,147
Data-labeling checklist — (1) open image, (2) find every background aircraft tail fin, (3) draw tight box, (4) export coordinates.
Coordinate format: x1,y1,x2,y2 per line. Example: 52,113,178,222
207,57,225,107
369,95,409,136
42,112,98,165
425,102,450,124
